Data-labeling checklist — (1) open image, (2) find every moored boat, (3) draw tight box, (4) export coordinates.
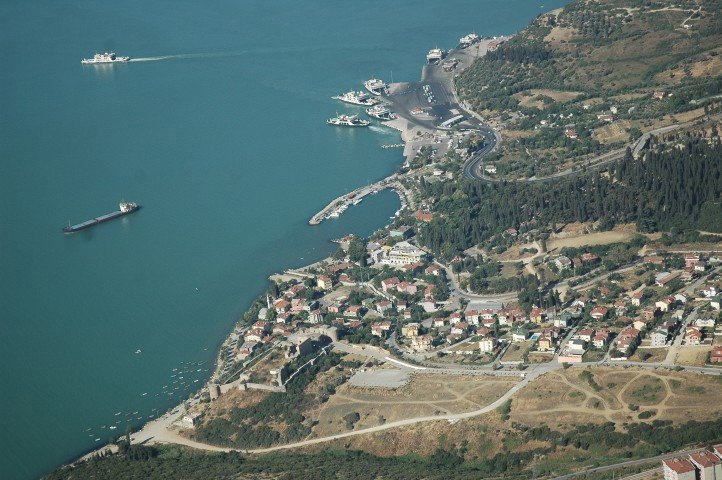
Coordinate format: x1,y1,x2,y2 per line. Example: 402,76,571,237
327,114,370,127
332,90,378,106
365,104,396,120
364,78,388,96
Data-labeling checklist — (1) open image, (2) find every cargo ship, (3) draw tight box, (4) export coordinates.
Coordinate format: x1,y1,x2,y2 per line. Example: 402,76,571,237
63,201,140,234
81,52,130,64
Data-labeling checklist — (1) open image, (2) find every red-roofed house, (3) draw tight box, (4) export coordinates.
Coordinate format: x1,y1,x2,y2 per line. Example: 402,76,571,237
711,346,722,364
685,326,703,345
381,277,400,293
590,306,609,320
413,210,434,223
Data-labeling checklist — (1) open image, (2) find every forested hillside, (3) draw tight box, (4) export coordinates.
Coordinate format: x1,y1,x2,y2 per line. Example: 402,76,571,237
418,137,722,259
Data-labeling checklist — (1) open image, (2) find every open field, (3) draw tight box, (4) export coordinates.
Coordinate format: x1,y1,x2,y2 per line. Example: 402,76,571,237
303,366,722,464
512,367,722,427
629,348,668,364
308,373,517,438
501,341,533,363
548,230,637,251
675,346,711,366
594,120,632,144
513,89,583,109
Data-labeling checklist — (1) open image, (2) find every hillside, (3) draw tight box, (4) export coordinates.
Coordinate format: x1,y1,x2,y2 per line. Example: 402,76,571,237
455,0,722,177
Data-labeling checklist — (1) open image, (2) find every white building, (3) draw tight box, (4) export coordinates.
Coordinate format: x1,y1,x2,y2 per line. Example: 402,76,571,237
381,241,428,266
479,337,496,353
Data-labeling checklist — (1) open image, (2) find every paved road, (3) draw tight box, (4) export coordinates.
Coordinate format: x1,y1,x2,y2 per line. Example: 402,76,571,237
551,447,706,480
463,123,688,183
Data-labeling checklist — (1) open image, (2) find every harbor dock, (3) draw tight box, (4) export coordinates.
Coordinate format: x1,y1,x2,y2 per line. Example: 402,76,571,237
308,174,401,225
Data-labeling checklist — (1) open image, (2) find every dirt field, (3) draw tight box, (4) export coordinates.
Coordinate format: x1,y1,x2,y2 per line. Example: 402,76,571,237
548,229,637,251
309,373,517,438
514,89,583,109
501,341,533,363
675,346,711,366
303,366,722,464
629,348,668,363
593,120,632,144
511,367,722,427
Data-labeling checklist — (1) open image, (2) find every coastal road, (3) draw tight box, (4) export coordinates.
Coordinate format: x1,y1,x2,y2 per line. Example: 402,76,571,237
131,358,720,458
463,123,689,183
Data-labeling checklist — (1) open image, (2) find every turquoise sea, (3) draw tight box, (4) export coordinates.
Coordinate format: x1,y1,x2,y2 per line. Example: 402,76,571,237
0,0,567,478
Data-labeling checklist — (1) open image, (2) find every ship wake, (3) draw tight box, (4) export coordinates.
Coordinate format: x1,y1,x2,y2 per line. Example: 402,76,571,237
129,52,246,62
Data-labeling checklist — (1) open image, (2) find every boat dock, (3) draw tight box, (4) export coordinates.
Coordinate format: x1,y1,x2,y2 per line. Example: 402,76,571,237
309,174,400,225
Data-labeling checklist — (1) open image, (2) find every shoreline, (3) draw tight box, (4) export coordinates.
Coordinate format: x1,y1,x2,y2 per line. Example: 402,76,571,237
66,33,502,471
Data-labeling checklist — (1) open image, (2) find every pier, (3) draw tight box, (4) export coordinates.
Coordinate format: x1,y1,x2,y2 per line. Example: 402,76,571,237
308,174,401,225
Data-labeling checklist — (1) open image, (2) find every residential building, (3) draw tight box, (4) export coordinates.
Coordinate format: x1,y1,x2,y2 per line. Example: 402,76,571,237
593,330,610,348
689,451,722,480
695,318,716,328
650,329,668,347
478,337,496,353
512,327,530,342
410,334,432,351
554,256,572,270
575,328,595,342
371,320,392,338
590,306,609,320
381,277,401,293
402,322,420,338
711,296,721,310
568,338,587,355
685,327,702,345
656,271,681,287
662,458,696,480
537,335,554,352
710,346,722,364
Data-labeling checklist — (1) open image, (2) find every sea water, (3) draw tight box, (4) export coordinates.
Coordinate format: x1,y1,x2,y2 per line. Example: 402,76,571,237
0,0,568,477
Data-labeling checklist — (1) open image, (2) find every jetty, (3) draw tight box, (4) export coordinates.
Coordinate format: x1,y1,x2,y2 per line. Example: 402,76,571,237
309,174,400,225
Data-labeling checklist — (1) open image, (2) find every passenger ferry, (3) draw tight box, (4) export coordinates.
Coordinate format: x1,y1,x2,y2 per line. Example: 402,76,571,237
459,33,480,48
364,78,388,96
332,90,378,106
426,48,446,65
81,52,130,64
327,114,370,127
365,104,396,120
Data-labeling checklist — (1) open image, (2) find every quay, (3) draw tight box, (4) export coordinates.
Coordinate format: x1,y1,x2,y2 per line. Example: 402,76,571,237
308,174,400,225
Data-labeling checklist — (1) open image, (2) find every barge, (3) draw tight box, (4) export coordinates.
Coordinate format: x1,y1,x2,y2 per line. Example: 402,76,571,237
63,201,140,234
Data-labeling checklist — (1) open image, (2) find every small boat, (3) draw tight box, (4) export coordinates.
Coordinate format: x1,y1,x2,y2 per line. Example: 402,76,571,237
135,349,142,354
109,426,117,430
81,52,130,64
